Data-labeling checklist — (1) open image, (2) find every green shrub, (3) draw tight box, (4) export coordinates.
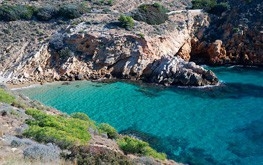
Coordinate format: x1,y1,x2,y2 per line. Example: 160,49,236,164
192,0,217,11
132,3,168,25
36,5,58,21
98,123,118,139
117,136,166,160
59,4,81,19
58,47,72,59
192,0,230,15
142,146,167,160
11,100,27,109
91,0,114,6
0,88,15,104
59,3,89,19
71,112,90,121
0,5,35,21
24,109,94,149
118,136,148,154
118,14,135,30
137,32,145,38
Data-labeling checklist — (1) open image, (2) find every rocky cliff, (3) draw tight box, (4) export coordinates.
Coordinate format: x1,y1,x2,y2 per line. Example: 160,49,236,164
190,0,263,65
0,1,218,86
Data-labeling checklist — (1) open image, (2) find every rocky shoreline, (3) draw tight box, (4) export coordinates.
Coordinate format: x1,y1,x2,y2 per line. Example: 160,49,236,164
0,86,181,165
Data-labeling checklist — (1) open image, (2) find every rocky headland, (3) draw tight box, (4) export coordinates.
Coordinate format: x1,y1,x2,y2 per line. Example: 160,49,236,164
0,0,221,86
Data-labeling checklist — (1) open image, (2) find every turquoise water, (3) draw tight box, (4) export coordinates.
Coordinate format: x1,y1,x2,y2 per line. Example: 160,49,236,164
18,66,263,165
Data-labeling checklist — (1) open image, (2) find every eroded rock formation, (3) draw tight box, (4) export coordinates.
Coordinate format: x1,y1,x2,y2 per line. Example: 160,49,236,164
0,7,218,86
46,11,218,86
190,0,263,65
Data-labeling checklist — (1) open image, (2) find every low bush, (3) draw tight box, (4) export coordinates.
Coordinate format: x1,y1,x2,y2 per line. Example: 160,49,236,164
132,3,168,25
59,3,89,19
192,0,217,11
23,143,61,162
0,3,90,22
118,14,135,30
92,0,114,6
192,0,230,15
0,5,35,21
71,112,91,121
65,145,132,164
98,123,118,139
117,136,166,160
11,100,27,109
35,5,58,21
0,88,15,104
58,47,73,59
23,109,94,149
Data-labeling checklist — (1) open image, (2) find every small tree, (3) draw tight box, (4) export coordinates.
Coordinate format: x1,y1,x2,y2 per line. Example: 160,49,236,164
118,14,134,30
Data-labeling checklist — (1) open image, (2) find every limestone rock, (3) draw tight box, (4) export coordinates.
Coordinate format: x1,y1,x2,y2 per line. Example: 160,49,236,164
145,57,218,86
0,3,219,86
190,0,263,65
207,40,228,64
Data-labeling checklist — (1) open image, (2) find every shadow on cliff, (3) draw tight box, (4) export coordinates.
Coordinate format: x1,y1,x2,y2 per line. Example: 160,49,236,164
119,128,223,165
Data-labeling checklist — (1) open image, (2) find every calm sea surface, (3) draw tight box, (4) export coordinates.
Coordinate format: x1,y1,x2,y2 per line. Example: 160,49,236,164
18,66,263,165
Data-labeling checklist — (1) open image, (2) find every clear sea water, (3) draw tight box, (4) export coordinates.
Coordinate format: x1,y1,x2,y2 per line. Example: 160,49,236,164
17,66,263,165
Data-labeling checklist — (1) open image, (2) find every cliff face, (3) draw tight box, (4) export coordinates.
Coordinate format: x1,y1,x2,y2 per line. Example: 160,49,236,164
0,7,218,86
190,0,263,65
47,10,217,86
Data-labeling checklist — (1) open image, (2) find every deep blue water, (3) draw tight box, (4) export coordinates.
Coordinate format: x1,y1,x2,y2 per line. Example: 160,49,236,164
18,66,263,165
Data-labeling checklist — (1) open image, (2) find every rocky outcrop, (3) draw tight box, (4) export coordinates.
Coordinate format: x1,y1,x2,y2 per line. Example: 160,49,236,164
44,11,218,86
0,6,218,86
143,56,217,86
190,0,263,66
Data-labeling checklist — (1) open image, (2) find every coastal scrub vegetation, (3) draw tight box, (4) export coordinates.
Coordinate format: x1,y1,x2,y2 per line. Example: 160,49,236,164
59,3,90,19
98,123,119,139
66,145,133,164
0,4,36,21
71,112,91,121
0,88,15,104
192,0,230,15
23,108,167,161
0,3,90,21
35,5,59,21
117,136,167,160
118,14,135,30
90,0,115,6
132,3,169,25
23,109,95,149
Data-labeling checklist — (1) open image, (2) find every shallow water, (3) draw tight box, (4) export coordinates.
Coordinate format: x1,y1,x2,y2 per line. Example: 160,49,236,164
18,66,263,165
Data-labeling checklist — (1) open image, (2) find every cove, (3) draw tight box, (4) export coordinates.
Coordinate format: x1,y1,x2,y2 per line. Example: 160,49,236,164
17,66,263,165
